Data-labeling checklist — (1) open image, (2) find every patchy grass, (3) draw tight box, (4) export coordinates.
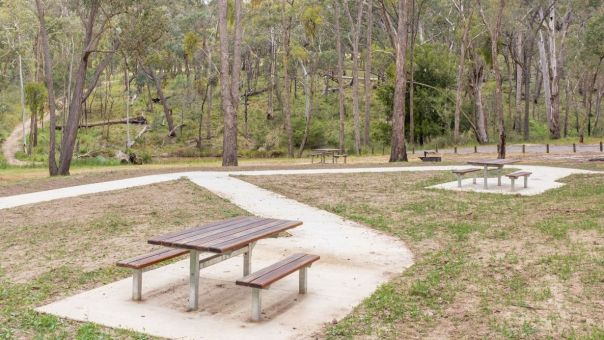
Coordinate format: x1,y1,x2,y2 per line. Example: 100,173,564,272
0,179,247,339
240,170,604,338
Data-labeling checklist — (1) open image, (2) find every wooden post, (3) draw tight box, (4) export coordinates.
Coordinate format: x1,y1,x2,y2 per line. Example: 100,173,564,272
474,145,477,153
600,141,603,152
573,143,576,153
435,145,439,153
412,146,415,154
546,144,549,153
454,146,458,154
522,144,525,153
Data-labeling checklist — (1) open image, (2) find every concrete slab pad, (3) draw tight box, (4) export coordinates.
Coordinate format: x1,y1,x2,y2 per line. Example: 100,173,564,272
428,165,596,196
36,173,413,339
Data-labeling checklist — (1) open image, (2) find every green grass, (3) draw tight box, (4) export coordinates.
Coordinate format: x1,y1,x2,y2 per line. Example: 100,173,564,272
241,171,604,338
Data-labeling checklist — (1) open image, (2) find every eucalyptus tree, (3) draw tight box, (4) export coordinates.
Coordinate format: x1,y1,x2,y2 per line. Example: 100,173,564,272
344,0,364,154
218,0,243,166
478,0,506,158
389,0,409,162
57,0,129,175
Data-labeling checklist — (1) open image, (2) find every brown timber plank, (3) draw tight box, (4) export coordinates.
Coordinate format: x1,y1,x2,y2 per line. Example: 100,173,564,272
154,218,279,248
207,221,302,252
199,220,293,248
237,254,306,284
148,216,250,243
117,248,189,269
236,254,320,289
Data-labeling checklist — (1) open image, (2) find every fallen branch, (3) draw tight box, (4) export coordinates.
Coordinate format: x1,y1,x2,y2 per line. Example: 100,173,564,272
56,116,147,130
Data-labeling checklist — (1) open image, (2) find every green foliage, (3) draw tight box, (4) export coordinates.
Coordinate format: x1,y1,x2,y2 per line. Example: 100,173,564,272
24,82,47,117
585,12,604,58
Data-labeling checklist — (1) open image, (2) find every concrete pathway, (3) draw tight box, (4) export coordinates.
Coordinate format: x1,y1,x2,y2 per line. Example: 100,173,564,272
0,165,596,339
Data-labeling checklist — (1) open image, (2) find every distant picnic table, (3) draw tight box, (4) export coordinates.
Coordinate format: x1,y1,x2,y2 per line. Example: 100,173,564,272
467,159,520,189
148,216,302,311
311,148,340,164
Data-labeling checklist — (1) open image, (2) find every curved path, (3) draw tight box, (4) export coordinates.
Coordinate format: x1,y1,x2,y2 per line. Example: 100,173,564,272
0,165,596,339
2,120,29,166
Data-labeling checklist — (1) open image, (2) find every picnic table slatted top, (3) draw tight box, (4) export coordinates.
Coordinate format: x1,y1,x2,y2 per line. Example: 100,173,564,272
467,159,520,166
148,216,302,253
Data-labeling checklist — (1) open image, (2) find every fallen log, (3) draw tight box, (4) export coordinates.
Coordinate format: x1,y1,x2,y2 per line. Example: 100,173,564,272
56,116,147,130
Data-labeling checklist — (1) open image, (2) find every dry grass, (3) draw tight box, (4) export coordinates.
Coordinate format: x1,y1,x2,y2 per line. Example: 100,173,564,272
240,171,604,339
0,179,247,339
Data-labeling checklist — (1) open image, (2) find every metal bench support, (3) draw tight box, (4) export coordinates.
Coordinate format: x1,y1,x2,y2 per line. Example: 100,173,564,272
132,269,142,301
243,242,256,276
299,267,308,294
524,176,528,188
510,178,516,192
189,250,200,311
251,288,262,321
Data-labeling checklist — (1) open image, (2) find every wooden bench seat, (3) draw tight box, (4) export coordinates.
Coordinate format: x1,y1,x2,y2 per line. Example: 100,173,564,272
452,168,481,187
332,153,347,164
505,170,532,192
117,248,188,300
236,253,320,321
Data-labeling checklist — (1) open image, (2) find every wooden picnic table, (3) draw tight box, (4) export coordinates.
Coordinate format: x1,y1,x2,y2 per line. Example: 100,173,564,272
312,148,341,163
148,216,302,310
467,159,520,189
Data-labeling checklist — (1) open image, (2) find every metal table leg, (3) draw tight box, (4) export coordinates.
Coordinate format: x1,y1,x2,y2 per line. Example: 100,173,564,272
189,250,200,311
483,165,489,189
497,167,502,186
243,242,256,276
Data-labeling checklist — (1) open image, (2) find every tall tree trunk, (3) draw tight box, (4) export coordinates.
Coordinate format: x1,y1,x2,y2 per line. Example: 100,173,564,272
545,5,562,139
34,0,58,175
514,32,523,134
268,26,276,120
58,1,118,175
218,0,240,166
297,60,313,157
472,56,489,144
537,27,553,136
479,0,506,158
389,0,409,162
335,1,346,151
282,0,293,157
363,0,373,146
345,1,364,154
408,0,416,145
150,69,176,136
523,44,532,140
453,11,472,143
206,38,213,139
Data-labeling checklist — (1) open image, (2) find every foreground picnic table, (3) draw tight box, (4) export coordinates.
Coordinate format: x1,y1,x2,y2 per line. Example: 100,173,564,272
148,216,302,310
467,159,520,189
